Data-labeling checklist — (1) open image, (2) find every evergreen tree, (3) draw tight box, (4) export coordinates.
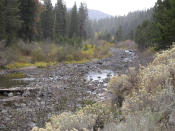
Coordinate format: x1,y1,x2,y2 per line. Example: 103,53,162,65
115,25,123,42
69,3,79,38
135,20,159,49
0,0,5,40
65,9,71,37
41,0,54,40
128,30,134,40
18,0,39,42
54,0,67,38
79,3,88,39
4,0,21,44
154,0,175,49
85,19,93,39
34,2,43,41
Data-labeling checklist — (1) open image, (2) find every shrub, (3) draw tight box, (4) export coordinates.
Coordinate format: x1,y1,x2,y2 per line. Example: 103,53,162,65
108,46,175,130
31,47,46,62
31,103,115,131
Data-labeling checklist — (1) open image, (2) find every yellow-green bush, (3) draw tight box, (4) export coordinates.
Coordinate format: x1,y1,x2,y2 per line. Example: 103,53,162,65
81,44,96,59
5,62,33,69
108,67,137,97
31,103,115,131
6,72,26,79
5,61,57,69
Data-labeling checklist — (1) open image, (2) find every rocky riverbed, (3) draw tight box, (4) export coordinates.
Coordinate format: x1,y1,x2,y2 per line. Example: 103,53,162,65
0,48,138,131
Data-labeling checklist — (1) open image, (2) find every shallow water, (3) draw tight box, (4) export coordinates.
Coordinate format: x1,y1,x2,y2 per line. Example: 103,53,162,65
13,77,35,81
86,70,114,82
0,73,34,89
0,76,27,89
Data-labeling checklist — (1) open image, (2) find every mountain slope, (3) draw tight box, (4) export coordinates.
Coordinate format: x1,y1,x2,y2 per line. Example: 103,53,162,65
88,9,112,20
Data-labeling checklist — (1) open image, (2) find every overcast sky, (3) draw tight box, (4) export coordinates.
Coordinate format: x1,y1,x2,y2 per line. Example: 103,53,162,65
51,0,157,16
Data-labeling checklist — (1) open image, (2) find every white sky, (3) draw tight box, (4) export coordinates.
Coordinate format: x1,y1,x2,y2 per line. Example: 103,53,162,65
52,0,157,16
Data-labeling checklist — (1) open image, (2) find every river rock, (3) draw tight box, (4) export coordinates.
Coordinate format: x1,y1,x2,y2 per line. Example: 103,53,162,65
8,93,13,97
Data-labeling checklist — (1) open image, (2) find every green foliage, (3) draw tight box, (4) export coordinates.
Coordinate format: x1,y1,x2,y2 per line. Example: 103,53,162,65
97,32,113,42
79,3,88,39
135,20,159,49
5,72,26,79
54,0,67,38
0,0,21,44
115,25,123,42
154,0,175,49
0,0,5,40
135,0,175,50
0,0,91,46
18,0,39,42
40,0,54,40
69,3,79,38
5,61,57,69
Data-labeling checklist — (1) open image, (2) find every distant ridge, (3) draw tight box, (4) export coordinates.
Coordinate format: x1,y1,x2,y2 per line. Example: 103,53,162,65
88,9,112,20
68,8,112,21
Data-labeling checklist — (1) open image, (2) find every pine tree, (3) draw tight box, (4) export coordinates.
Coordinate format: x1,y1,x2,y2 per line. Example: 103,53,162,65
41,0,54,40
115,25,123,42
135,20,159,49
69,3,79,38
18,0,39,42
0,0,5,40
154,0,175,49
128,30,134,40
4,0,21,44
54,0,67,38
79,3,88,39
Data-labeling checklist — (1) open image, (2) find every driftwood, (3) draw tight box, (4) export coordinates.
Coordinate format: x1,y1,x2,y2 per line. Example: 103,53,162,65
0,96,24,102
0,87,40,95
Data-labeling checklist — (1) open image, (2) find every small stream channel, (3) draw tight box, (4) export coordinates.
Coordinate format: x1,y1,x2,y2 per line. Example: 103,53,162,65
0,72,36,99
86,70,115,83
0,72,36,88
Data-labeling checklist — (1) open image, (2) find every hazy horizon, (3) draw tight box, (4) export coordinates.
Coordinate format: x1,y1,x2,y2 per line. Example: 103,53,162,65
51,0,157,16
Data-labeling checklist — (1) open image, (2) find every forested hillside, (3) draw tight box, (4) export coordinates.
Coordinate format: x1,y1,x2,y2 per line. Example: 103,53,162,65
91,9,153,41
